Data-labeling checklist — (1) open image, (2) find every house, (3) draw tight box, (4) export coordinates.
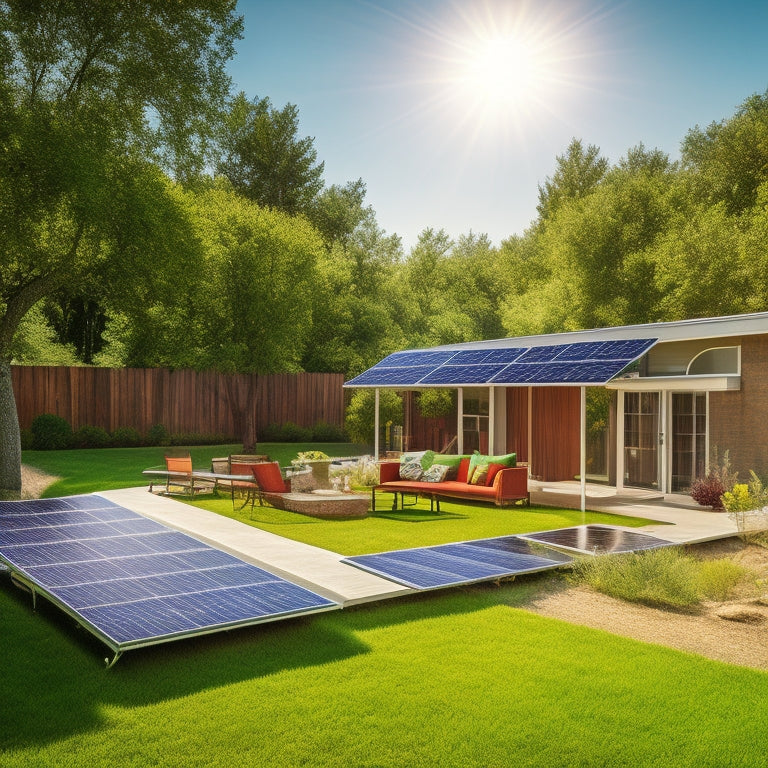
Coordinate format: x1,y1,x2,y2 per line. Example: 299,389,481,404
344,311,768,500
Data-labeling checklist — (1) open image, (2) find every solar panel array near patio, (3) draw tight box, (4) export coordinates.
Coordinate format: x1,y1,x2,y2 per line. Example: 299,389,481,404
0,495,675,665
0,495,339,667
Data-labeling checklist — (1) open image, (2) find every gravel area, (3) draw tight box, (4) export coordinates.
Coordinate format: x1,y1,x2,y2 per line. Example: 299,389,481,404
522,538,768,670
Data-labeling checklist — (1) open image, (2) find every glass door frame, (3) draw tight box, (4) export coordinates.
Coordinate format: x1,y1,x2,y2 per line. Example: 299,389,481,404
617,389,709,494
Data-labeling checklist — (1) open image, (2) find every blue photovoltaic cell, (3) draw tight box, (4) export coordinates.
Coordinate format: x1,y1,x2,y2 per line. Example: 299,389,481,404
448,348,526,365
519,525,674,555
420,364,508,385
0,495,338,656
345,366,435,387
342,535,572,590
379,350,457,367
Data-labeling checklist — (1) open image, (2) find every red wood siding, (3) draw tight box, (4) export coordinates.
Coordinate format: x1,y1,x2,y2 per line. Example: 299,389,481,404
12,366,344,436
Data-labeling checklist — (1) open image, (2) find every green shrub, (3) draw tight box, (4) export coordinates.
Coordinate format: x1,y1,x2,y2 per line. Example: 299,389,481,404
110,426,143,447
146,423,170,447
20,428,34,450
259,423,283,442
697,559,748,601
345,389,402,444
417,389,454,419
31,413,72,450
312,421,347,442
572,547,702,608
169,432,237,446
70,424,112,449
280,422,313,442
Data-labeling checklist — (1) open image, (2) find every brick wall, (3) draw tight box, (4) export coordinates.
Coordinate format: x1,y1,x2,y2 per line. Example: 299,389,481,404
709,334,768,478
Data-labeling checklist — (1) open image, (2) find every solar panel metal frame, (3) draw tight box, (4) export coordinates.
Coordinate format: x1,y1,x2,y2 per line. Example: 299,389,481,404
341,535,573,590
0,495,339,666
518,524,675,555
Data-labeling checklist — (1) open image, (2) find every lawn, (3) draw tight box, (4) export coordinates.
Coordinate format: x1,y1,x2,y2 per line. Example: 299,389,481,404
186,493,659,555
1,575,765,768
21,443,369,498
9,445,766,767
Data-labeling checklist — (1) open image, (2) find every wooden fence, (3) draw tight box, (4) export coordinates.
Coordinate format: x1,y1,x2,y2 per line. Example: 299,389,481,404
12,366,345,437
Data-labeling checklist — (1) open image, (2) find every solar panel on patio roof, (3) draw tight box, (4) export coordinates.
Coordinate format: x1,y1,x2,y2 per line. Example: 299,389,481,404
0,495,338,666
345,337,657,388
519,525,674,555
420,363,509,385
341,536,572,590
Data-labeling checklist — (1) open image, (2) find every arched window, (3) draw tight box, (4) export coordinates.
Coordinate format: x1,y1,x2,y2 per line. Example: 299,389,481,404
686,346,739,376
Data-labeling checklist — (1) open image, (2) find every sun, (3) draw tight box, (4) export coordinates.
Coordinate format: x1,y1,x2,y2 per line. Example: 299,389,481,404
461,34,544,108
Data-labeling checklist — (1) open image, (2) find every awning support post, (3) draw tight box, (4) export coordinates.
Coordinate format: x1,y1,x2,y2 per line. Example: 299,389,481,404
580,386,586,513
374,388,380,459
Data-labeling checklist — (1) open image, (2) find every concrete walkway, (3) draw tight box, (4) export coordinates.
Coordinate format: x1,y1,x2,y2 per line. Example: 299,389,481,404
97,487,412,606
99,482,742,606
528,480,740,544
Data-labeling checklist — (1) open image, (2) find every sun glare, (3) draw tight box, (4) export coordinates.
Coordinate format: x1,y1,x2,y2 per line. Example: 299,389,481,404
463,34,543,106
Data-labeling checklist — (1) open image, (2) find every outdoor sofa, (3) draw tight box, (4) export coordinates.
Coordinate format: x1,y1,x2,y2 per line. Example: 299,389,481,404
372,450,529,513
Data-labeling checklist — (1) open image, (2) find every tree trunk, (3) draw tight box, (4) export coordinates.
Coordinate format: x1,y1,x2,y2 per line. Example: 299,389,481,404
0,358,22,497
223,373,258,453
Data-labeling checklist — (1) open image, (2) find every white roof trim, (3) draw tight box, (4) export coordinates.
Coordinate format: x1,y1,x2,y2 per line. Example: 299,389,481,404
606,375,741,392
425,311,768,354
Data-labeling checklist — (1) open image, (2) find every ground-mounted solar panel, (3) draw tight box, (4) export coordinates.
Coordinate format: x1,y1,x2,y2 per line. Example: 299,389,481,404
341,536,572,590
0,495,339,666
519,525,674,555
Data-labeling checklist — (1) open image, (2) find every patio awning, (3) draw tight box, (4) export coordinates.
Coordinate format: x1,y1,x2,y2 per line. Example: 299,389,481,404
344,338,658,388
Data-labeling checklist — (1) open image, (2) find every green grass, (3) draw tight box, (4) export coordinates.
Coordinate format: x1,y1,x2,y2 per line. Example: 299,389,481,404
21,443,369,498
11,445,765,767
187,494,659,556
1,578,765,768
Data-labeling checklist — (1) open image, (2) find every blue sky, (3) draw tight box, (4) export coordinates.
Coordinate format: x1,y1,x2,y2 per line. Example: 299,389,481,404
228,0,768,251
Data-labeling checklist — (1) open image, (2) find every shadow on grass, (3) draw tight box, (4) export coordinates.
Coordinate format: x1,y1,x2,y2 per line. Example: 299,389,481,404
0,567,561,750
0,580,367,750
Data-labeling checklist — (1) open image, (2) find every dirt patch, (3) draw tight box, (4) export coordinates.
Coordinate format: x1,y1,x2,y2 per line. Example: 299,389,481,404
523,539,768,671
20,464,60,499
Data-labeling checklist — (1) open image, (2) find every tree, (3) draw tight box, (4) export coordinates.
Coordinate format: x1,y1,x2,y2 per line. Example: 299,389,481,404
307,179,369,251
0,0,242,495
682,90,768,215
536,138,608,223
217,92,324,215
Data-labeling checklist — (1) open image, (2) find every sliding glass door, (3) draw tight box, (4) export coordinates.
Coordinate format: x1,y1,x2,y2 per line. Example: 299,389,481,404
623,392,659,489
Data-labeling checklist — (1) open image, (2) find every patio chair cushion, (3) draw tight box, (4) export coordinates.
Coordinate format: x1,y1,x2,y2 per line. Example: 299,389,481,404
252,462,290,493
456,457,471,483
165,455,192,473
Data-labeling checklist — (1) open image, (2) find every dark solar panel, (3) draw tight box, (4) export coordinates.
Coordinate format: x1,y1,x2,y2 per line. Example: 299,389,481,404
342,535,572,590
420,363,508,385
344,365,435,387
345,338,657,388
519,525,674,554
0,496,338,662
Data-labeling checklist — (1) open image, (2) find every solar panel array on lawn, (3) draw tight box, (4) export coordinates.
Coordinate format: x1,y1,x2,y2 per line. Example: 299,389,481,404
341,536,573,590
345,338,658,388
519,525,674,555
0,495,338,665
